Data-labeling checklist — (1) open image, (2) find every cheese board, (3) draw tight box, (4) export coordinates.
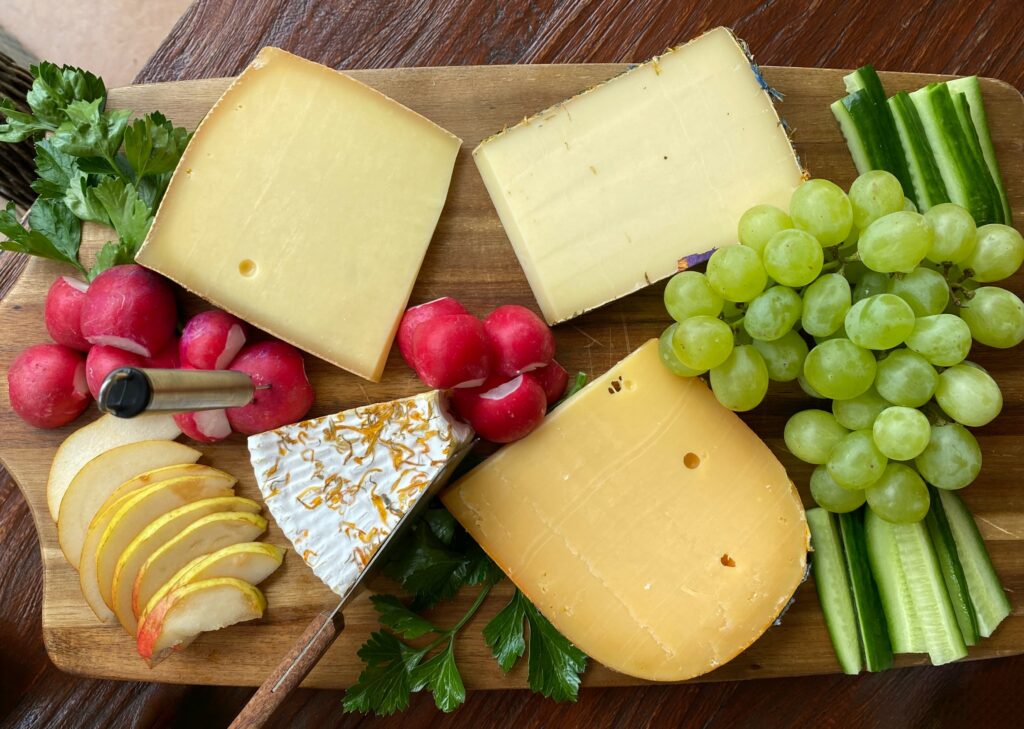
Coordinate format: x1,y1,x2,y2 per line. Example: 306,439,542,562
1,60,1023,691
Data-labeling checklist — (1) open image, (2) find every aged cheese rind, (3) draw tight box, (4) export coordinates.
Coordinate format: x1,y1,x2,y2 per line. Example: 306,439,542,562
248,391,472,598
442,340,809,681
136,47,461,381
474,27,803,324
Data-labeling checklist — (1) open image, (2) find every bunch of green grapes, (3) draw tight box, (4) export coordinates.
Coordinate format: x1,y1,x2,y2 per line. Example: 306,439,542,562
658,171,1024,524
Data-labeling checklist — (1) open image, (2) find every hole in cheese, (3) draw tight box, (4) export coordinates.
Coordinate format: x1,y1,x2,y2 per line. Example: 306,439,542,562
683,452,701,469
721,553,736,567
238,259,257,277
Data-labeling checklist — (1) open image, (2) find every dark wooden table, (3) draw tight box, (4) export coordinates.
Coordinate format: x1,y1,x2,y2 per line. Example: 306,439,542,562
3,1,1024,727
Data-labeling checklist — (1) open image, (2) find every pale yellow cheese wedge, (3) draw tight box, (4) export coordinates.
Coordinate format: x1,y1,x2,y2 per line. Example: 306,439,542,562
443,339,809,681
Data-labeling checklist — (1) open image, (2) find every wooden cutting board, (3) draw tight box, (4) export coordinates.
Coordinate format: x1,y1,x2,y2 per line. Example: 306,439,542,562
1,63,1022,690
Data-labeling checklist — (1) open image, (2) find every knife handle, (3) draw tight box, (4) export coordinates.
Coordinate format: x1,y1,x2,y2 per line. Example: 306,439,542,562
228,606,346,729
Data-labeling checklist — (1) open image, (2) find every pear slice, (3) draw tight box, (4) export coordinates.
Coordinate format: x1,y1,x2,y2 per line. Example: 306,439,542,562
135,578,266,666
139,542,284,625
112,503,264,634
47,413,181,520
58,441,202,568
122,512,267,634
90,473,237,616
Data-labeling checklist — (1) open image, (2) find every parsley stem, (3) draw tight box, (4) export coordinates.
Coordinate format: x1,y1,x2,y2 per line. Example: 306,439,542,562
423,580,496,654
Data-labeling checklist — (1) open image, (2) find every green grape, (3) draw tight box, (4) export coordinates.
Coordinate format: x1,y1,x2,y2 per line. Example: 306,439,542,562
672,315,734,371
865,464,930,523
706,245,767,303
738,204,793,255
798,372,827,399
843,259,868,285
964,223,1024,282
784,409,850,464
852,270,889,303
790,178,853,246
923,203,977,264
753,330,808,382
827,429,887,489
849,170,904,229
663,271,723,322
935,363,1003,427
709,345,768,412
844,294,916,350
859,211,934,273
804,339,877,400
743,286,802,341
722,299,746,321
905,314,972,366
810,465,867,513
874,349,938,408
658,324,704,377
915,423,982,490
960,286,1024,348
833,387,890,430
872,406,931,460
886,267,950,317
902,197,918,212
801,273,851,337
762,229,824,287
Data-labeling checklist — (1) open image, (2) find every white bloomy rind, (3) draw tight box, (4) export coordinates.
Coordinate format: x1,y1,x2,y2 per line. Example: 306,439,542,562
248,390,473,598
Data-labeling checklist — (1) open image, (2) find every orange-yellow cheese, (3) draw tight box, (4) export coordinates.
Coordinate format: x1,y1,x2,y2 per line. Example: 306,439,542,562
442,340,808,681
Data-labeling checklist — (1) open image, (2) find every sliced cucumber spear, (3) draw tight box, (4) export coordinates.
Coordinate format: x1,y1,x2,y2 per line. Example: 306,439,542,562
924,488,980,646
839,510,894,671
937,489,1012,637
888,92,949,210
865,509,967,665
807,508,863,674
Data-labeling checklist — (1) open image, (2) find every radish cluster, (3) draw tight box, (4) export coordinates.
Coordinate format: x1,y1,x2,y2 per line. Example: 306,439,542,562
8,264,314,437
398,298,566,443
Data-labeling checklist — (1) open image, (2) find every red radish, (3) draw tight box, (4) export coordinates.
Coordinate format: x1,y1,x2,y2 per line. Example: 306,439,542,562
144,337,180,369
180,310,247,370
397,297,468,368
80,265,177,357
452,375,547,443
44,276,90,351
85,345,146,398
226,341,314,434
483,305,556,378
527,360,569,405
174,409,232,443
7,344,90,428
412,314,490,389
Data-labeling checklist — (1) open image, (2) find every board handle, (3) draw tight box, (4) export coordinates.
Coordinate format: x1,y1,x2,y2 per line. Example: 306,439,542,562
228,605,346,729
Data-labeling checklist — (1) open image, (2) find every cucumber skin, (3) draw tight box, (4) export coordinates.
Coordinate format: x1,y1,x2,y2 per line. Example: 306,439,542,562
888,92,949,210
865,508,924,653
839,510,894,671
953,93,1005,225
937,490,1012,637
808,508,863,675
925,489,980,646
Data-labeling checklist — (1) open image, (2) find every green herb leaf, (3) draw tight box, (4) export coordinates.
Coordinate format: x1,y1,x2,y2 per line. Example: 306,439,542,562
343,631,425,715
53,100,131,161
123,112,191,180
384,518,473,609
25,61,105,126
31,139,79,199
371,594,437,639
0,201,84,273
89,240,134,281
409,640,466,712
562,372,588,402
64,172,111,225
423,507,458,545
483,589,528,672
91,178,151,247
0,99,53,142
523,598,587,701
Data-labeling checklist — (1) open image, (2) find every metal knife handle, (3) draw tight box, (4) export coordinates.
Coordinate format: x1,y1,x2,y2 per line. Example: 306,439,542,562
229,605,346,729
97,367,256,418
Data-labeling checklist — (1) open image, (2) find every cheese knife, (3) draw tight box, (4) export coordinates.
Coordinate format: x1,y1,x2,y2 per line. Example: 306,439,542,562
96,366,263,417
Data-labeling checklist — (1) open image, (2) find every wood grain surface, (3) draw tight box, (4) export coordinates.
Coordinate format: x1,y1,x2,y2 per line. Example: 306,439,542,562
2,1,1024,727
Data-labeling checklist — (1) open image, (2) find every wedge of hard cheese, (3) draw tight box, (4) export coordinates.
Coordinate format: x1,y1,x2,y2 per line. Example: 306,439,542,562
443,340,809,681
249,391,473,598
474,27,803,323
137,47,462,381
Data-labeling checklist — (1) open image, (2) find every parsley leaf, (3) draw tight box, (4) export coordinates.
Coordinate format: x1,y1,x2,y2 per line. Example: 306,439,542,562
89,240,135,281
483,589,528,672
123,112,191,180
370,595,436,639
562,372,588,401
25,61,105,127
64,171,111,225
0,99,53,141
0,200,85,274
409,640,466,712
91,178,152,247
343,631,425,715
31,139,79,200
53,99,131,163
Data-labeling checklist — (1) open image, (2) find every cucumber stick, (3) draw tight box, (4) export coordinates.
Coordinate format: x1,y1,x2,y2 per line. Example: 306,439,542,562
838,511,894,671
947,76,1013,224
888,92,949,210
937,490,1012,637
807,508,862,674
924,489,980,645
909,83,1000,224
865,509,967,665
831,92,887,175
952,93,1005,225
